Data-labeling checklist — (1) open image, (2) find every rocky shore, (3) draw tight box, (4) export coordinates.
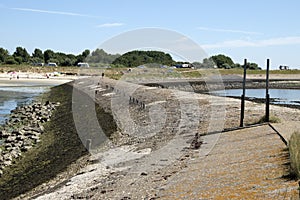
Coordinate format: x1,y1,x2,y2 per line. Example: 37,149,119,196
0,101,60,176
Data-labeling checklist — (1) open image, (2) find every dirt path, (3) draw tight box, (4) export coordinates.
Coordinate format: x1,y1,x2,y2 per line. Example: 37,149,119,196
160,125,298,199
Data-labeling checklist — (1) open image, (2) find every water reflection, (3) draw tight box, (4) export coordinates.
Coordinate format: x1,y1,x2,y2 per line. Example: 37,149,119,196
0,86,49,125
211,89,300,106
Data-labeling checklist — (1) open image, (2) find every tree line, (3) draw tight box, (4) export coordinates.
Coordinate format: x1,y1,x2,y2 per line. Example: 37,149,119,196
0,46,261,70
112,51,261,70
0,47,91,66
192,54,261,70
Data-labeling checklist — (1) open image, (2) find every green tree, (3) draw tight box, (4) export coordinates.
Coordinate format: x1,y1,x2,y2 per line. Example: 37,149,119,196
0,48,9,63
32,48,44,60
210,54,234,68
247,62,260,70
87,48,120,64
5,56,18,64
30,57,44,64
202,58,215,68
112,50,174,67
14,56,23,64
13,47,30,63
82,49,90,58
44,49,55,63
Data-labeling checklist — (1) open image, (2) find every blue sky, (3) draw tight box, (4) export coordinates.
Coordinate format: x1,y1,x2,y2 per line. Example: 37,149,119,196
1,0,300,69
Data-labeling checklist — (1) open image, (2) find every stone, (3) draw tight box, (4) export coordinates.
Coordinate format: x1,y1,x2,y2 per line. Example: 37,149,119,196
12,118,21,123
0,164,4,170
21,146,32,152
23,126,31,131
3,160,12,166
39,125,45,133
1,131,10,138
24,131,35,136
10,150,21,158
11,141,23,147
5,147,14,152
141,172,148,176
23,139,32,146
16,135,26,141
31,127,43,133
4,143,12,148
35,139,41,143
3,154,12,161
12,130,22,135
30,135,39,140
11,114,18,119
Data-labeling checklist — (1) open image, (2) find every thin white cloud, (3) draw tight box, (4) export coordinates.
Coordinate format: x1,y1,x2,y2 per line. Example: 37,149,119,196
202,36,300,49
197,26,263,35
12,7,101,18
96,23,124,28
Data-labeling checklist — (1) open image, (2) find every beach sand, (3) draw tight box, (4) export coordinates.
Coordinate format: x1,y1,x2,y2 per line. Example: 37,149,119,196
0,72,78,87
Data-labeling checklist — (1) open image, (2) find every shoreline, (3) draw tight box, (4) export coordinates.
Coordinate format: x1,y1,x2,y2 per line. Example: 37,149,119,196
0,77,78,87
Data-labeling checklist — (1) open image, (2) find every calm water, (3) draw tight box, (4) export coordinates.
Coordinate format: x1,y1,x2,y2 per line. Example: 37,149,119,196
0,86,49,125
211,89,300,106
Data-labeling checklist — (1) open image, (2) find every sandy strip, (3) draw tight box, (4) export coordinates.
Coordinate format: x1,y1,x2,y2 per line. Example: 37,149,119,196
0,78,76,87
0,72,81,87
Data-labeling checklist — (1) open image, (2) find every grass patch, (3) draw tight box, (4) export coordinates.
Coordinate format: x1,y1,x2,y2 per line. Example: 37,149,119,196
250,114,281,125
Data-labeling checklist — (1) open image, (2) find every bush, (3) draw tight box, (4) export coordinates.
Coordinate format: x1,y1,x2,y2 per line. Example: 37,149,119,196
5,57,18,65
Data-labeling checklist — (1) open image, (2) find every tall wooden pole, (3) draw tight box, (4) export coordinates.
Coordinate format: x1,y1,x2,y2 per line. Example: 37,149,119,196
265,59,270,122
240,59,247,127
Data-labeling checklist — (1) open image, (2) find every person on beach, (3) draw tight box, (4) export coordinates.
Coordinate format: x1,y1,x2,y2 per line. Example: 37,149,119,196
102,72,105,78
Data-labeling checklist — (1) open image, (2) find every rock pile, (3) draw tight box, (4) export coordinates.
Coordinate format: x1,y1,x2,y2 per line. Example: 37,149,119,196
0,101,60,176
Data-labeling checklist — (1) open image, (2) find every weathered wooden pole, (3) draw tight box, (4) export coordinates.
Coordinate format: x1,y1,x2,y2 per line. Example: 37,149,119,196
265,59,270,122
86,139,92,151
240,59,247,127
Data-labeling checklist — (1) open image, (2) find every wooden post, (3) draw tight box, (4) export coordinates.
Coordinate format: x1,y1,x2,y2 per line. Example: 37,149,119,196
265,59,270,122
240,59,247,127
86,139,92,151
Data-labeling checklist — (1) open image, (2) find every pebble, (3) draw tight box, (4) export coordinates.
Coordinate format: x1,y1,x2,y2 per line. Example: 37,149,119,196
140,172,148,176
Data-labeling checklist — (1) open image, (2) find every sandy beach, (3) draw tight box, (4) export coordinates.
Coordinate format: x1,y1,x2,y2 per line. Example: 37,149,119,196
0,72,78,87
